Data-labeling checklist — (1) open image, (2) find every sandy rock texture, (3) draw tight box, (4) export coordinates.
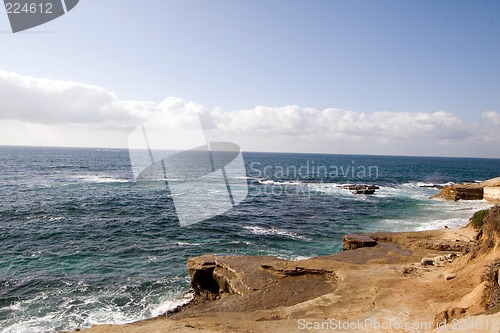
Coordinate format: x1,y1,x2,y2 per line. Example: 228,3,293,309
76,205,500,333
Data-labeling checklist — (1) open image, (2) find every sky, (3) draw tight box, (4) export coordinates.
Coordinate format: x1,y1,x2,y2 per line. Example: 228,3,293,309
0,0,499,157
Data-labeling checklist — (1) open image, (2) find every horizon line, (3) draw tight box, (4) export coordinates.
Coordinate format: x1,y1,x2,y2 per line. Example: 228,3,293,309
0,143,499,160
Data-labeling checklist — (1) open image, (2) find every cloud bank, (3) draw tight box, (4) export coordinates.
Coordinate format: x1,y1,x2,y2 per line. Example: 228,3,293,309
0,70,498,157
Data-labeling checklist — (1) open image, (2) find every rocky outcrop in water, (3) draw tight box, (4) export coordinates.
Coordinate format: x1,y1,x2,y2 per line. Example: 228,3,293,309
432,177,500,202
432,183,484,201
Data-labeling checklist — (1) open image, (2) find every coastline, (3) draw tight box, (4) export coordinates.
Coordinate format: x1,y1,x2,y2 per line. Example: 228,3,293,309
74,204,500,333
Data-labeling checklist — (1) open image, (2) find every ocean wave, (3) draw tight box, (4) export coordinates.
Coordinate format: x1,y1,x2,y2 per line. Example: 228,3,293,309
256,248,312,261
379,199,492,232
174,241,204,247
415,181,455,188
413,217,469,231
374,185,432,200
69,175,131,184
226,240,253,245
0,284,192,333
242,225,310,240
304,182,370,201
257,179,303,186
286,255,312,261
26,215,65,222
149,293,193,317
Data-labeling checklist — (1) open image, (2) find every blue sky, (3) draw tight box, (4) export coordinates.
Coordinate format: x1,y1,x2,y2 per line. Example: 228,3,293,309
0,0,499,157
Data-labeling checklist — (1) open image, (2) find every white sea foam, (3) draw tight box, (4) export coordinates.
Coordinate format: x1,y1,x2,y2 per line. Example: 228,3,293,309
258,248,312,261
287,255,312,261
70,175,131,183
256,179,493,233
175,241,203,247
302,180,493,232
380,197,492,232
375,185,433,200
413,217,469,231
26,215,65,222
149,293,193,317
303,181,440,201
257,179,302,186
226,240,253,245
416,181,454,187
0,290,194,333
305,182,370,201
243,225,310,240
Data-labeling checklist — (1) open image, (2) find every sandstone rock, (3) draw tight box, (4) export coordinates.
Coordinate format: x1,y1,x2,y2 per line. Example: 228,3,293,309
471,205,500,256
432,177,500,202
481,177,500,188
455,185,484,200
421,258,434,265
432,183,483,201
445,273,457,281
484,186,500,202
483,178,500,202
445,253,458,262
188,255,221,300
421,256,450,266
342,234,377,250
434,307,467,328
401,266,417,275
433,255,447,267
187,254,337,308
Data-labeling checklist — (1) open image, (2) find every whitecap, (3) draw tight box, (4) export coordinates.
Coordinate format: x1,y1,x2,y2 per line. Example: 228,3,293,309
243,225,310,240
175,241,203,247
149,293,193,317
69,175,131,184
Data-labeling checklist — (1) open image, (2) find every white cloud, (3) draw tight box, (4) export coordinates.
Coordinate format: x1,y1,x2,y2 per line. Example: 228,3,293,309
211,105,322,135
210,106,475,142
205,106,499,156
483,110,500,125
0,70,208,130
0,69,155,127
0,70,498,157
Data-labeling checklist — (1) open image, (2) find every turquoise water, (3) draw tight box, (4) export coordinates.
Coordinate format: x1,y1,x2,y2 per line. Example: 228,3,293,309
0,146,498,332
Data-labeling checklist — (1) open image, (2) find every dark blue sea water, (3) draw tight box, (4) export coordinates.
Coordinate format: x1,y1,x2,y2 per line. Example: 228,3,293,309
0,146,499,333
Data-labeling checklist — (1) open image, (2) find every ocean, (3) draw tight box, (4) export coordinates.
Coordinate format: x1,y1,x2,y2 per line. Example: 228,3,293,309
0,146,498,333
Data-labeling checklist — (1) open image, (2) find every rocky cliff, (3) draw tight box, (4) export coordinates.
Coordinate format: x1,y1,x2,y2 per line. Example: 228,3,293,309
432,177,500,203
77,206,500,333
483,177,500,203
432,183,484,201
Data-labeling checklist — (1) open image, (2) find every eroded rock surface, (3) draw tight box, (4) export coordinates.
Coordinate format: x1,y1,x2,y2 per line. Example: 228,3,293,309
78,205,500,333
432,183,484,201
342,234,378,250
